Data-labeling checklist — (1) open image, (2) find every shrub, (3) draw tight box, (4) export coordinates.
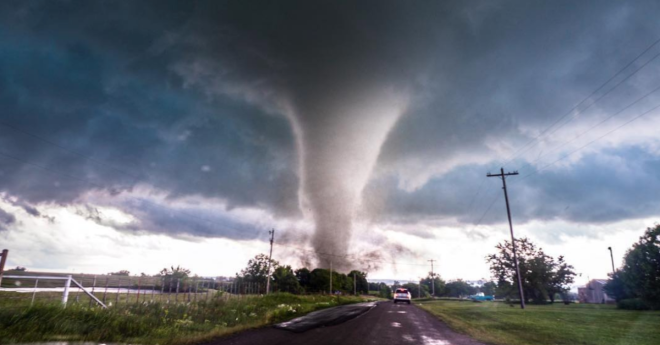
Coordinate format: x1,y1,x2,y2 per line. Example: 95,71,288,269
617,298,653,310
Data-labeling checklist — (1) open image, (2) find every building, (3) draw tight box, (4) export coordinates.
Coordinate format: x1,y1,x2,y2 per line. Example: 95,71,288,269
578,279,615,304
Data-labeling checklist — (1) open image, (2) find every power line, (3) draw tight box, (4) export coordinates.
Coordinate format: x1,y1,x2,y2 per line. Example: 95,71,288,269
465,36,660,229
518,102,660,181
515,82,660,174
467,189,502,234
499,36,660,169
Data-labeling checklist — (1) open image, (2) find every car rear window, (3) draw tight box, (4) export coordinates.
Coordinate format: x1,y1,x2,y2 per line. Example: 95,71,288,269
396,289,408,293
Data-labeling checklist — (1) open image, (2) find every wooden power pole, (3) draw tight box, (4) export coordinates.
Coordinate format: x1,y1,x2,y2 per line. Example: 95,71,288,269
428,259,436,297
0,249,7,287
488,168,525,309
608,247,615,274
265,229,275,294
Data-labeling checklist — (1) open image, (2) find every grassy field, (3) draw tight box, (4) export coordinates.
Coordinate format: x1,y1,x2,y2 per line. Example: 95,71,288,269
0,292,374,344
417,300,660,345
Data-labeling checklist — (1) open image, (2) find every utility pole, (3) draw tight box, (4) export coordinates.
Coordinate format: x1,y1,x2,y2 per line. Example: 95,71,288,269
329,261,333,295
488,168,525,309
419,279,422,299
353,272,357,295
428,259,436,297
0,249,7,287
608,247,615,274
265,229,275,294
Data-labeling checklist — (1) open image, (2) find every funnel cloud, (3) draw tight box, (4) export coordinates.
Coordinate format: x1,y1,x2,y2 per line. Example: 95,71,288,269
290,88,409,269
175,1,437,268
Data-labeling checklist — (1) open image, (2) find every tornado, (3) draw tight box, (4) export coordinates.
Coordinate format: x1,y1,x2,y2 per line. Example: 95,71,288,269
286,84,409,270
179,1,437,269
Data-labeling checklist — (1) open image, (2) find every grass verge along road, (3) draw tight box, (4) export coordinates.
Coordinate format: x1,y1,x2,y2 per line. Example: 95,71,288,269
0,292,374,345
418,300,660,345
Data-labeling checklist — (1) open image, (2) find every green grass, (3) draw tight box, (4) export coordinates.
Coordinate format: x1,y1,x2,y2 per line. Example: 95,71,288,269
0,292,374,344
417,300,660,345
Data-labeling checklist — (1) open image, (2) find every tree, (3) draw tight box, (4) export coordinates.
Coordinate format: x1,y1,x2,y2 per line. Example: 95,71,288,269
309,268,331,293
486,237,575,304
368,282,381,292
402,282,429,298
379,283,392,299
239,254,279,287
445,280,477,297
348,270,368,294
272,265,301,294
295,267,312,291
480,281,497,296
421,273,446,297
158,265,191,292
604,224,660,309
109,270,130,276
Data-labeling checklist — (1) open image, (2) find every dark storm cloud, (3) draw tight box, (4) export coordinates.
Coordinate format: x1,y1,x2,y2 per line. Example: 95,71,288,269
76,199,264,241
0,0,659,243
365,144,660,230
0,0,300,226
378,0,660,173
0,208,17,231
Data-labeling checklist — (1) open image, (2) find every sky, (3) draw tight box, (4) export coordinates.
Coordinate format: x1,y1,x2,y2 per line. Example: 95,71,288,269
1,0,659,286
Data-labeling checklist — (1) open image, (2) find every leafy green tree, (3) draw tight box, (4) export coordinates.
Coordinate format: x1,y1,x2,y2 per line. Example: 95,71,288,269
486,238,575,304
445,280,477,297
307,268,353,293
368,282,381,292
158,265,191,292
421,273,446,297
604,224,660,309
239,254,279,286
272,265,301,294
480,281,497,296
495,279,513,299
309,268,331,293
603,271,633,302
379,283,392,299
348,270,368,294
109,270,130,276
402,282,429,298
295,267,311,290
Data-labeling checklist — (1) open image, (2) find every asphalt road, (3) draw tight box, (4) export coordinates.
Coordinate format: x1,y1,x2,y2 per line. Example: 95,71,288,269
208,301,486,345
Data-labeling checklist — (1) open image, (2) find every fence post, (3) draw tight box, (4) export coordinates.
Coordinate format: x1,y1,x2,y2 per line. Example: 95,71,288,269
137,276,141,304
116,277,121,306
103,277,109,304
89,275,97,307
167,278,172,303
175,278,180,303
126,277,130,304
187,279,191,302
62,275,72,307
31,278,39,306
0,249,8,287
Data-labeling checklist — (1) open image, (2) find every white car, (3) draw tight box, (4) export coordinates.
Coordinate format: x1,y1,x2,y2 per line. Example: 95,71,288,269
393,288,412,304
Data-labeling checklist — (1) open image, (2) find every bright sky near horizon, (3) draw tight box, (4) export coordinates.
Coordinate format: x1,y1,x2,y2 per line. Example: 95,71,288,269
1,1,659,288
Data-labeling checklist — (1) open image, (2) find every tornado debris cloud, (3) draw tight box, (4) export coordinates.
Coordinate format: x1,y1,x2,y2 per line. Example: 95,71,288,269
289,86,409,270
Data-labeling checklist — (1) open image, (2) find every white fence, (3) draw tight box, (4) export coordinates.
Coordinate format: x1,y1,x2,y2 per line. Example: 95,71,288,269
1,275,106,308
0,273,263,308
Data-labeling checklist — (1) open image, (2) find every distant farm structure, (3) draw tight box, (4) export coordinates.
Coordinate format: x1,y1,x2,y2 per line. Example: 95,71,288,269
578,279,615,304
